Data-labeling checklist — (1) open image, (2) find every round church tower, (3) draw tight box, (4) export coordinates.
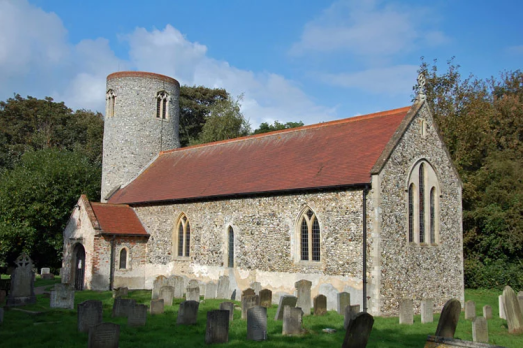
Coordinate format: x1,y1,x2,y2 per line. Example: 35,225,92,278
101,71,180,202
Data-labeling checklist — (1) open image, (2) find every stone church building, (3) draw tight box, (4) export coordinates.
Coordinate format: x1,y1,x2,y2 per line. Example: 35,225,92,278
62,71,464,316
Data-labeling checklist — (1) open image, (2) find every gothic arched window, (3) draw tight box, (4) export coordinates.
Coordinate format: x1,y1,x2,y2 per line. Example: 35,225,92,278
156,91,169,119
299,209,320,261
177,215,190,257
106,89,116,117
228,226,234,267
119,248,127,269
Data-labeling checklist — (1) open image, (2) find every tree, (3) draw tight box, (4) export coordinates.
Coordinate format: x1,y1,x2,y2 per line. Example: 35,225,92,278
253,120,304,134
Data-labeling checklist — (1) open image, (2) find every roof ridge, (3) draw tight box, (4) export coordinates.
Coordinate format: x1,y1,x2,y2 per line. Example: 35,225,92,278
160,106,412,155
91,202,131,208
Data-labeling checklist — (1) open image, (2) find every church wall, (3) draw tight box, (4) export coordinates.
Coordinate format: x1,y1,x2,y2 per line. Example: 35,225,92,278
112,236,148,289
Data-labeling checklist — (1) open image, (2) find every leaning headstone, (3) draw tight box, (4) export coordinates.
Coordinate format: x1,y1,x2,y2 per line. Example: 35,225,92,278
205,282,217,300
88,323,120,348
205,310,229,344
186,283,200,302
399,299,413,325
217,275,230,299
40,268,50,275
50,283,75,309
78,300,103,333
483,305,492,320
112,287,128,299
295,280,312,316
247,306,268,341
421,299,434,324
150,299,164,315
319,283,338,311
176,300,199,325
314,294,327,316
6,253,36,307
250,282,262,295
242,294,260,319
465,300,476,320
160,285,174,306
344,304,360,330
128,304,148,327
435,299,462,338
220,301,235,322
283,306,304,335
173,276,184,298
241,288,255,300
274,295,298,320
342,312,374,348
112,298,136,318
259,289,272,308
337,292,351,315
472,316,488,343
499,295,506,319
502,285,523,334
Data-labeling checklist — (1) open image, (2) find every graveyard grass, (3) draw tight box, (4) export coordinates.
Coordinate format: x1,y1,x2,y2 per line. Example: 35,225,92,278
1,278,522,347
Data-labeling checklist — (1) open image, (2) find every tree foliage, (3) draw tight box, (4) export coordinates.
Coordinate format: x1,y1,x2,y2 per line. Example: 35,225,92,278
253,120,304,134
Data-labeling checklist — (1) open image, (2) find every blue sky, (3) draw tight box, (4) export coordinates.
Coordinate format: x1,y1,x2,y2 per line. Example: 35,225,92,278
1,0,521,127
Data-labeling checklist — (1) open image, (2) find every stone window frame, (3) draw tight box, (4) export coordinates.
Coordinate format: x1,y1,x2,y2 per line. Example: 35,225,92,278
173,213,191,260
106,89,116,117
223,224,238,268
156,90,170,120
294,206,322,265
420,118,428,138
406,159,441,246
118,246,130,270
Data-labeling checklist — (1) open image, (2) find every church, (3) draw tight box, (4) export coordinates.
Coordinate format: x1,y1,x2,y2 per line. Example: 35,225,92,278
62,71,464,316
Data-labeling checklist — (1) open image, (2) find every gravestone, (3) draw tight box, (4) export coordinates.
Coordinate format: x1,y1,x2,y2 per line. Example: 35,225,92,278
217,275,230,299
483,305,492,320
274,295,298,320
314,294,327,316
283,306,304,335
399,299,413,325
50,283,75,309
6,253,36,307
205,282,217,299
502,285,523,334
319,283,338,311
188,279,199,288
150,299,164,315
173,276,184,298
342,312,374,348
112,287,128,299
344,304,360,330
518,291,523,318
220,301,235,322
186,283,200,302
78,300,103,333
250,282,262,295
421,299,434,324
42,273,54,280
160,285,174,306
205,310,229,344
247,306,268,341
128,304,148,327
259,289,272,308
112,298,136,318
499,295,506,319
465,300,476,320
152,275,168,299
295,280,312,316
472,316,488,343
337,292,351,315
88,322,120,348
242,294,260,319
40,268,50,275
435,299,461,338
176,300,199,325
241,288,255,300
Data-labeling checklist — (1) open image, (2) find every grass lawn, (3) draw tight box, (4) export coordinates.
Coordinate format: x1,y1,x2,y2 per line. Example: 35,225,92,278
0,279,522,347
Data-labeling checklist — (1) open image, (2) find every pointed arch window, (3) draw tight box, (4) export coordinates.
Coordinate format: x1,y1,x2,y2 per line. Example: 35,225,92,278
156,91,169,119
299,209,321,261
419,163,425,243
119,248,127,269
408,183,414,243
106,89,116,117
228,226,234,267
177,215,191,257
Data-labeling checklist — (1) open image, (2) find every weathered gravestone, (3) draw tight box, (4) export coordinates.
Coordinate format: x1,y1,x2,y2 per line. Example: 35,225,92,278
205,310,229,344
205,282,217,300
112,287,128,299
50,283,75,309
342,312,374,348
421,299,434,324
319,283,338,311
6,253,36,307
150,299,164,315
152,276,167,300
283,306,304,335
259,289,272,308
337,292,351,315
241,288,255,301
399,299,413,325
344,304,360,330
173,276,184,298
41,267,50,275
518,291,523,318
247,306,267,341
160,285,174,306
435,299,462,338
250,282,262,295
465,300,476,320
483,305,492,320
472,316,488,343
274,295,298,320
78,300,103,333
177,300,199,325
502,285,523,334
314,294,327,316
220,301,235,322
295,280,312,316
217,275,230,299
499,295,506,319
242,294,260,319
112,298,136,318
186,283,200,302
128,304,148,327
42,273,55,280
88,322,120,348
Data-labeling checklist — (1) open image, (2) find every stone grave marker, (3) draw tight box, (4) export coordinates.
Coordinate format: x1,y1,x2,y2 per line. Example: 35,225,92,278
283,306,304,335
274,295,298,320
128,304,148,327
435,299,461,338
502,285,523,334
314,294,327,316
186,283,200,302
205,282,217,300
241,288,255,300
337,292,351,315
250,282,262,295
42,273,54,280
295,279,312,316
88,322,120,348
421,299,434,324
78,300,103,333
177,300,199,325
173,276,184,298
465,300,476,320
399,299,413,325
259,289,272,308
499,295,506,319
151,275,167,299
344,304,360,330
342,312,374,348
518,291,523,317
319,283,337,311
205,310,229,344
112,298,136,318
160,285,174,306
6,253,36,307
150,299,164,315
112,287,128,299
483,305,492,320
247,306,267,341
217,275,230,299
50,283,75,309
472,316,488,343
40,268,50,275
188,279,199,288
242,294,260,319
220,301,235,322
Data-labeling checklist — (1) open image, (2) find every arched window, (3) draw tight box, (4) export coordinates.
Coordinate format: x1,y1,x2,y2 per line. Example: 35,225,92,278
228,226,234,267
156,91,169,119
430,187,436,244
106,89,116,117
419,163,425,243
119,248,127,269
408,183,414,243
177,215,190,257
299,209,321,261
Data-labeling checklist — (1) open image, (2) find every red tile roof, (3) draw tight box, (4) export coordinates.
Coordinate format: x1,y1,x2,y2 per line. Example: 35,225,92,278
90,203,148,236
109,106,413,204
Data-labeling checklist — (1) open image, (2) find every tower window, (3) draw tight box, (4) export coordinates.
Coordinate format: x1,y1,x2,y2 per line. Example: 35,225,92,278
156,91,169,119
106,90,116,117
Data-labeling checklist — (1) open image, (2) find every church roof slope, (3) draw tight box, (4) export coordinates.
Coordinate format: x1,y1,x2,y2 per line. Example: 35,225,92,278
109,106,412,204
90,202,148,236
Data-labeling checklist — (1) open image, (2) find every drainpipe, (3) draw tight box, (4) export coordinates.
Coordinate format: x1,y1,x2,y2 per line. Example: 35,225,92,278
109,235,116,290
362,185,369,313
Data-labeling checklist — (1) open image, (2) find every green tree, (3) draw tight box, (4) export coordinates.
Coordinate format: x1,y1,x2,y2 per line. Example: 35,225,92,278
253,120,304,134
